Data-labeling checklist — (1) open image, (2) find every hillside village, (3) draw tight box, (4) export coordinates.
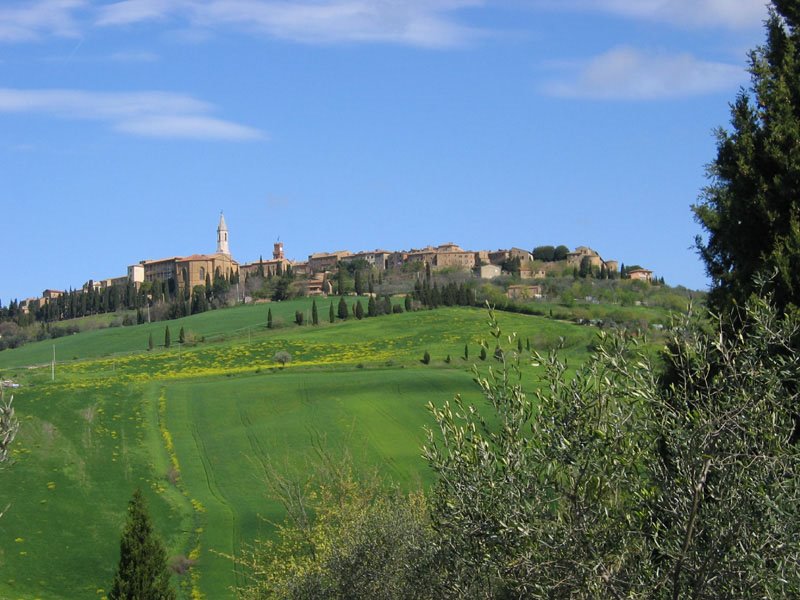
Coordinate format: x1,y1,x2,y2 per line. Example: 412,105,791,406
13,213,654,315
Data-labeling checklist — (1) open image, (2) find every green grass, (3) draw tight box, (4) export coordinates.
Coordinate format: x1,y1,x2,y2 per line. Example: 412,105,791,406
0,301,597,599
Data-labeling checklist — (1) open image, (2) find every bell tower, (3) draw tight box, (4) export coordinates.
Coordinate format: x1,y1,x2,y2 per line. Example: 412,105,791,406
217,212,230,255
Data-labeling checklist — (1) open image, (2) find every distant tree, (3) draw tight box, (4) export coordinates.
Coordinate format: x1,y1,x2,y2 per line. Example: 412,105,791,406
273,350,291,368
338,297,349,320
148,333,153,351
532,245,556,262
368,295,377,317
579,256,593,279
404,295,412,312
337,267,346,296
295,310,304,326
464,344,469,360
526,337,531,351
329,301,335,324
517,337,523,353
108,489,175,600
178,327,185,344
553,245,570,261
272,277,290,302
164,326,171,348
312,299,319,325
267,308,273,329
355,300,364,320
354,270,364,295
382,296,392,315
422,350,431,365
368,278,374,295
479,346,487,361
445,354,451,364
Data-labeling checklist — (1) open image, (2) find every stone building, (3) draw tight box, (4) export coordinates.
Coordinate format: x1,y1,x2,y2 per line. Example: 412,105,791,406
308,250,351,273
507,284,542,300
628,268,653,282
340,250,392,271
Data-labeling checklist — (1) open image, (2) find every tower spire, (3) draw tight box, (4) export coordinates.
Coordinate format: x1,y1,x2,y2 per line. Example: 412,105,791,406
217,212,230,255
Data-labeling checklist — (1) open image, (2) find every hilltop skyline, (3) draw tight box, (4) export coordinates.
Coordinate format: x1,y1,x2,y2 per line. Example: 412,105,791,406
0,1,769,301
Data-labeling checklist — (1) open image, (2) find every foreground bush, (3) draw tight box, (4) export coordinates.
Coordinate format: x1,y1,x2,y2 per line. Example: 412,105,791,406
234,451,443,600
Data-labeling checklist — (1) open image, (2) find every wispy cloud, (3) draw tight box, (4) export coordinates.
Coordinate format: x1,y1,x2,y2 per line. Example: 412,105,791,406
0,0,85,42
0,88,264,140
95,0,485,48
541,47,746,100
532,0,766,30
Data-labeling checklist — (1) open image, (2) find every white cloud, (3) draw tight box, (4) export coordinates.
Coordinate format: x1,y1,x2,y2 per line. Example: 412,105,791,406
0,88,264,140
542,46,746,100
0,0,86,42
533,0,766,29
95,0,485,47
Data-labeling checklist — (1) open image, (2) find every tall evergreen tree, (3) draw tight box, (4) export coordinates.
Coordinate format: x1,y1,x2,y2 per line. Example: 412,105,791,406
164,326,170,349
312,299,319,325
108,489,175,600
329,301,335,323
148,333,153,351
337,297,349,320
178,327,185,344
694,2,800,315
355,300,364,320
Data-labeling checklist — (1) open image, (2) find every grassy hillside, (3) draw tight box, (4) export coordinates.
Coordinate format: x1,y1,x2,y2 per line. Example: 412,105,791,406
0,300,599,599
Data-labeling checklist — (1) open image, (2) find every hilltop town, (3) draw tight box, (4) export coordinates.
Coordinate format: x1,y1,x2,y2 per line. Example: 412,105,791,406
12,213,654,316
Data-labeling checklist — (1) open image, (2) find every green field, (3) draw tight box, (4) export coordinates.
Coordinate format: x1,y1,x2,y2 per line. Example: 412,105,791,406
0,299,597,599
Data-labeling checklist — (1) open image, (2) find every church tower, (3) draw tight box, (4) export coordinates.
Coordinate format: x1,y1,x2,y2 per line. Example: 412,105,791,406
217,212,230,255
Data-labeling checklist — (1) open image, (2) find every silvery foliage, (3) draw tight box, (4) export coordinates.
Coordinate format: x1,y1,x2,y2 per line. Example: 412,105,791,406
425,298,800,598
0,389,18,465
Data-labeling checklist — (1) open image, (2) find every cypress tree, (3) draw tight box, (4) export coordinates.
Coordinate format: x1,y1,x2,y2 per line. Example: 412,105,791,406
179,327,185,344
404,294,412,312
355,300,364,320
464,344,469,360
148,333,153,351
312,299,319,325
480,346,487,361
329,301,335,323
517,337,523,353
526,337,531,351
108,489,175,600
267,308,273,329
337,297,348,320
164,326,170,349
368,295,377,317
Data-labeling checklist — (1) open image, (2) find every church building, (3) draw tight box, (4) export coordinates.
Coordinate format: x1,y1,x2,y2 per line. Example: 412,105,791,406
129,213,239,292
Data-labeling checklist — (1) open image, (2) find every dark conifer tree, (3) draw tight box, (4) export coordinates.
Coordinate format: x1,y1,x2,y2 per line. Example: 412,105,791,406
312,299,319,325
164,326,170,348
148,333,153,351
267,308,273,329
108,489,175,600
405,294,412,312
355,300,364,320
368,295,377,317
329,301,335,323
337,297,349,320
179,327,185,344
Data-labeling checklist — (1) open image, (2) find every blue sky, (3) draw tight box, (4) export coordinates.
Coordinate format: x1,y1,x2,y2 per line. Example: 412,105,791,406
0,0,769,302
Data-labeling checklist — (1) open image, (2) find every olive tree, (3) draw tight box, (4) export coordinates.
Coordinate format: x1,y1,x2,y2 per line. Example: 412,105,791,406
0,389,19,519
425,301,800,598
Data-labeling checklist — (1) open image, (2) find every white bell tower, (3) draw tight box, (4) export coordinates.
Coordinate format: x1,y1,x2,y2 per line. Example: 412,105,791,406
217,212,230,255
